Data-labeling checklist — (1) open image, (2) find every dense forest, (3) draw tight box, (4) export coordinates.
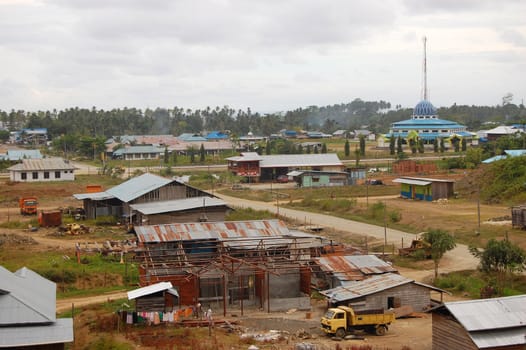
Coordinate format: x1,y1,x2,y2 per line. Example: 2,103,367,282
1,98,525,140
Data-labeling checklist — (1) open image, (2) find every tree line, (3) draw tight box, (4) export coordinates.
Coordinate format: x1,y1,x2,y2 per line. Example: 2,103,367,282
1,99,525,141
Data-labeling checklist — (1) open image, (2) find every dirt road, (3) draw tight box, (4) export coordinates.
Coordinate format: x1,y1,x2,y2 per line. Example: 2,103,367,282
216,193,479,274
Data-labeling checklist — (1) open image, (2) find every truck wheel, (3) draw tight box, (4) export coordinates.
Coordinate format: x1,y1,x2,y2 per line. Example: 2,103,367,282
335,328,346,338
375,325,387,336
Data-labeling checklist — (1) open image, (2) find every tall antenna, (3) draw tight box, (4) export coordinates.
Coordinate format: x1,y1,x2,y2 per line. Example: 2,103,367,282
422,36,428,100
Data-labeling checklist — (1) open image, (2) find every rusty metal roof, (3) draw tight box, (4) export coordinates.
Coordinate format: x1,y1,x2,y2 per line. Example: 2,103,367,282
135,219,293,243
315,255,397,282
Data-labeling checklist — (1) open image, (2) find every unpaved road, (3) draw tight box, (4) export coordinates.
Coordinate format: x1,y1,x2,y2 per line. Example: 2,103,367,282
215,193,479,275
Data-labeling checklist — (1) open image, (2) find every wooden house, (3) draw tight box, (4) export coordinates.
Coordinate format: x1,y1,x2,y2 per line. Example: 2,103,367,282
432,295,526,350
73,173,216,221
320,273,445,313
127,282,179,312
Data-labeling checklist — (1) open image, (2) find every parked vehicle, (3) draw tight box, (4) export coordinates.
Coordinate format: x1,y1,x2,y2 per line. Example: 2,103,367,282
276,175,289,183
398,236,432,258
366,179,383,185
19,197,38,215
320,306,395,337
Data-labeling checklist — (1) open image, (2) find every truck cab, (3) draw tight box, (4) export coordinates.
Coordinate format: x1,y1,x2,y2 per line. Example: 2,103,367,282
19,197,38,215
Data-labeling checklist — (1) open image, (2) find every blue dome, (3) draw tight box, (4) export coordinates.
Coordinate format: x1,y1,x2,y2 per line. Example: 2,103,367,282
413,100,437,117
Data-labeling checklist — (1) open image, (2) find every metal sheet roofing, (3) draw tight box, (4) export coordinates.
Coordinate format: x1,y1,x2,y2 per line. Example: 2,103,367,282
0,266,56,325
392,178,431,186
5,149,43,161
260,154,342,168
129,196,228,215
135,219,294,243
320,273,414,301
8,158,76,171
315,255,397,282
106,173,174,203
444,295,526,348
127,281,179,300
0,318,73,347
73,191,115,200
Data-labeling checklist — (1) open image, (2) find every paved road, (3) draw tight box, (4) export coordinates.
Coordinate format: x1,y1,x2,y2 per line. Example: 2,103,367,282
215,193,479,273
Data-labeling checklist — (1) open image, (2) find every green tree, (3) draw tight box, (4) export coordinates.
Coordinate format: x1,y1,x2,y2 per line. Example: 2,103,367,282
321,143,327,154
354,145,360,166
433,139,438,153
396,137,403,154
164,147,169,164
199,143,205,163
417,139,424,153
344,139,350,157
313,145,319,154
171,150,177,165
265,140,271,155
440,138,445,153
461,138,467,152
469,238,525,293
389,137,395,155
422,229,456,279
359,135,366,156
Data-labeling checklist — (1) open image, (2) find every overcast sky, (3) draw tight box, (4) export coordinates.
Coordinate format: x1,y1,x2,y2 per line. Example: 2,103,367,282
1,0,525,113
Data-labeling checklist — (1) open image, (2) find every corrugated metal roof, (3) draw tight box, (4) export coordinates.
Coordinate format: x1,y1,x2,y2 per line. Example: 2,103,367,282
470,328,526,348
129,196,228,215
106,173,174,203
0,266,56,325
5,149,43,161
73,191,115,200
444,295,526,348
127,281,178,300
135,219,292,243
0,318,73,347
315,255,397,282
392,178,431,186
320,273,413,301
8,158,76,171
260,154,343,168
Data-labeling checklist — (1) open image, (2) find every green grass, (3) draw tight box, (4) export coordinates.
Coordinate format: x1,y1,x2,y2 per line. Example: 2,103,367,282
435,270,526,298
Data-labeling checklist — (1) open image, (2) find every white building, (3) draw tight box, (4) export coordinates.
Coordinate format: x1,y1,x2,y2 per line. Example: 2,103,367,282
8,158,76,182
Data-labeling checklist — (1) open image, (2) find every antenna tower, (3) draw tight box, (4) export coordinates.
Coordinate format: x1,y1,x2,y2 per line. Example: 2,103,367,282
421,36,428,100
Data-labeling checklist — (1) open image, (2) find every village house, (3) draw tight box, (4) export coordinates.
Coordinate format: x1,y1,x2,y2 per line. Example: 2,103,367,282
226,152,344,182
0,266,74,349
320,272,446,314
73,173,221,223
8,157,76,182
432,295,526,350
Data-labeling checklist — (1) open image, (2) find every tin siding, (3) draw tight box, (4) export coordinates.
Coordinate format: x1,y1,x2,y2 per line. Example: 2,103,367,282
351,283,430,312
432,313,478,350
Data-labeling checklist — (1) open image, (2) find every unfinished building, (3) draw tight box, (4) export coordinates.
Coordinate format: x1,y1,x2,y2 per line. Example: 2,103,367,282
133,219,329,314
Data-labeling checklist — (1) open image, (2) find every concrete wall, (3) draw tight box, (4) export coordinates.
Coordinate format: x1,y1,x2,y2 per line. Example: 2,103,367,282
10,169,75,182
264,296,311,312
269,272,300,298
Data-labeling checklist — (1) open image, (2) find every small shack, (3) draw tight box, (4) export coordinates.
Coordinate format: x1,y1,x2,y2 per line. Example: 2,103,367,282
127,281,180,312
320,273,445,313
432,295,526,350
511,205,526,229
392,176,454,201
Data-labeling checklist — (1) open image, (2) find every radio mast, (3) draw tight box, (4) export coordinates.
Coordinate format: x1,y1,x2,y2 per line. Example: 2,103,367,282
422,36,428,101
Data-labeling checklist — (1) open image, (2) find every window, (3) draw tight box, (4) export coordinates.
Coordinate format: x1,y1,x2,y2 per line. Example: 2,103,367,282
32,172,38,180
21,172,27,180
44,172,50,179
55,171,61,179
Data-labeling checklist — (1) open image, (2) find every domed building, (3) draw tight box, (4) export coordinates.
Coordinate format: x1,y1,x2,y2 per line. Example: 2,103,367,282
387,99,472,143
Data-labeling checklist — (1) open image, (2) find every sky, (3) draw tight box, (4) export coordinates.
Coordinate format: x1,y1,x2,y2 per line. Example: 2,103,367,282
0,0,525,113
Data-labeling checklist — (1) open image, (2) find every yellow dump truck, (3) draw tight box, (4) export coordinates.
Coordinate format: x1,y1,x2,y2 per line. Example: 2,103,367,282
320,306,395,337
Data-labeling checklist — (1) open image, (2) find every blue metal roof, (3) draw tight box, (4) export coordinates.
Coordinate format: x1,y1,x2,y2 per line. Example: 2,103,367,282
206,131,228,140
413,100,437,116
5,149,43,161
106,173,175,203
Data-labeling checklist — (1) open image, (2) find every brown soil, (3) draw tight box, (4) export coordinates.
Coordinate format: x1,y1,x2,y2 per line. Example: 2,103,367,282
0,176,514,350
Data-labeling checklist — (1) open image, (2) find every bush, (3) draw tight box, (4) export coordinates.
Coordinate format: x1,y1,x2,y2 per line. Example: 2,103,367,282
95,216,118,226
